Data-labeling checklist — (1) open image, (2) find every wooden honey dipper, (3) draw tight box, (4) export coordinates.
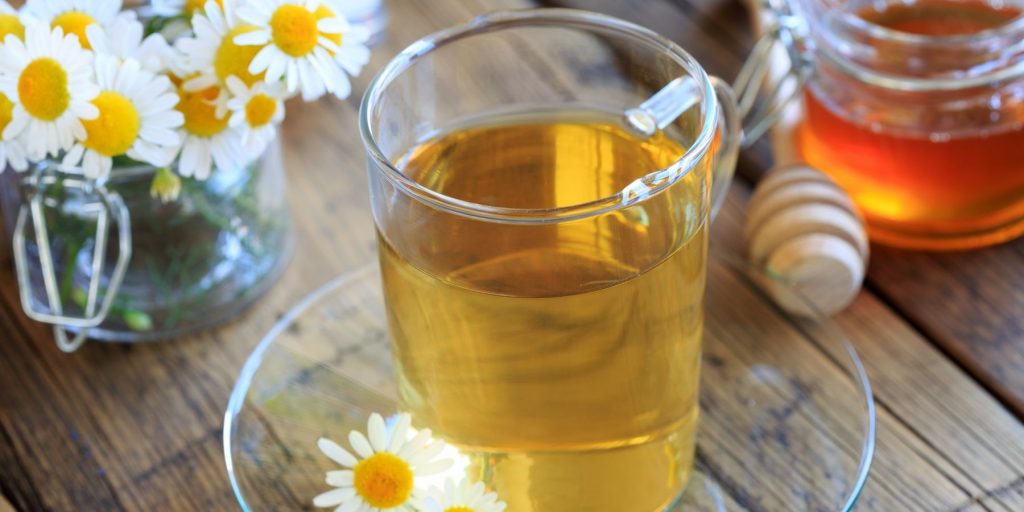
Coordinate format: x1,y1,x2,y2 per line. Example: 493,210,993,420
744,165,869,317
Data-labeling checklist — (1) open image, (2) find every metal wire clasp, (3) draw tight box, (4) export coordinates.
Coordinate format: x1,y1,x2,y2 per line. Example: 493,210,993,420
734,0,813,147
12,170,132,352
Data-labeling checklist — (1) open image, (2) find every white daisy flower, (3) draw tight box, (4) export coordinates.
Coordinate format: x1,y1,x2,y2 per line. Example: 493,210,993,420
234,0,371,101
0,24,99,160
422,479,508,512
22,0,121,50
0,90,28,173
225,75,284,154
314,412,454,512
0,3,28,172
0,1,26,42
85,11,175,73
61,54,183,179
176,0,266,93
171,77,245,179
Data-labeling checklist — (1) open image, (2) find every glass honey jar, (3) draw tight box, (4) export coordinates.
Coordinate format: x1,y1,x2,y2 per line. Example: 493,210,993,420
781,0,1024,250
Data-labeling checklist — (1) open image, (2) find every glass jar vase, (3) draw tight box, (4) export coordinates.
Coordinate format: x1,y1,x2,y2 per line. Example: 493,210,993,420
782,0,1024,250
0,138,292,348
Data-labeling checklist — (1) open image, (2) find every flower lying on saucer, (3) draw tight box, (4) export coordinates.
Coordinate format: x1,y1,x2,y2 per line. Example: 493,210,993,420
422,478,507,512
315,413,454,511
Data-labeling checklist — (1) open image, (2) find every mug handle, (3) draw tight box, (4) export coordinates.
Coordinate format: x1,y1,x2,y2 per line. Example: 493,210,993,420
708,76,742,221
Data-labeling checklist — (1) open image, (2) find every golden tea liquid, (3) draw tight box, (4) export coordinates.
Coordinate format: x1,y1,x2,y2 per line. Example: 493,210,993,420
377,112,709,512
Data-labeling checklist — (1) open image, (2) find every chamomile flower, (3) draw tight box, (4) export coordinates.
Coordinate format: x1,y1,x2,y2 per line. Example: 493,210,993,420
176,0,265,93
0,90,28,172
225,75,284,153
0,1,25,42
23,0,121,50
62,55,183,179
172,77,245,179
234,0,370,101
150,166,181,202
423,479,507,512
85,11,175,73
0,24,99,160
314,413,454,512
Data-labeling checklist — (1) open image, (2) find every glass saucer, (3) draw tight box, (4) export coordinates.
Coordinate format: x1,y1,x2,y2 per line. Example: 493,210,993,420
223,250,875,511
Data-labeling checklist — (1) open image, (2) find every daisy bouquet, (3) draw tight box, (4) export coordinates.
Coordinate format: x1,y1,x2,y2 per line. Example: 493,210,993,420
0,0,369,344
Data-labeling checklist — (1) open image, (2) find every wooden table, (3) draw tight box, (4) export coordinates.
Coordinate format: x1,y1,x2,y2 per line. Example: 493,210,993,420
2,0,1023,510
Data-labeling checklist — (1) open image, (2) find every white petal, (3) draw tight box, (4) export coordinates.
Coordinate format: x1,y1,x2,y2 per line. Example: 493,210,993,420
317,17,347,33
413,458,453,476
337,498,365,512
3,108,28,140
147,110,185,129
73,101,100,120
388,414,412,453
224,75,247,97
409,440,445,466
348,430,373,459
265,53,288,84
313,488,351,508
396,430,431,460
140,126,181,146
368,413,387,453
183,74,218,92
336,44,370,75
286,59,299,93
318,438,358,468
325,470,354,487
234,30,270,46
62,144,85,167
248,45,276,74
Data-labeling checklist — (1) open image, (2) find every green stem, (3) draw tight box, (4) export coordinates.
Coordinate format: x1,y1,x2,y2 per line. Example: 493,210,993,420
59,239,84,308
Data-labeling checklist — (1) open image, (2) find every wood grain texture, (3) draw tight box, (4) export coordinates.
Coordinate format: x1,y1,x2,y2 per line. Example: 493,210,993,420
867,243,1024,415
0,0,1022,510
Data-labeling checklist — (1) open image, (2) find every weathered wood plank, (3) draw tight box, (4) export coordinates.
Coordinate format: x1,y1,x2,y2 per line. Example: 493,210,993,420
867,243,1024,416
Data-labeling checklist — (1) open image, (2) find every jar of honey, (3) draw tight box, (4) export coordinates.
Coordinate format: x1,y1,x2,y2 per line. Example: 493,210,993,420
786,0,1024,249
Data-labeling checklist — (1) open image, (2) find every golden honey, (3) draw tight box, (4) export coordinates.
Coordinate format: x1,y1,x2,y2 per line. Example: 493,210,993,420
796,0,1024,249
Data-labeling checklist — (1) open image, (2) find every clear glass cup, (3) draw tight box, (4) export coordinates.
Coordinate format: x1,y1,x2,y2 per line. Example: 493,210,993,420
787,0,1024,250
360,9,739,511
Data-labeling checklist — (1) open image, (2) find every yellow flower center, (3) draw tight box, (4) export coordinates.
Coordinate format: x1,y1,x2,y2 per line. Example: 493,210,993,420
245,94,277,127
185,0,223,14
445,507,475,512
18,58,70,121
81,92,141,157
0,14,24,41
314,5,342,50
178,84,228,137
270,4,319,57
0,92,13,133
215,25,265,86
352,453,414,509
51,11,96,49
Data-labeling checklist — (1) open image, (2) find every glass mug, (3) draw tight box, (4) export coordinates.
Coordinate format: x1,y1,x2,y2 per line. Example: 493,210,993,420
360,9,739,512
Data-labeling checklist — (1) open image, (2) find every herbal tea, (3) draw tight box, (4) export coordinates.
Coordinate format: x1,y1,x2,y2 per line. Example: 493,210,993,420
378,114,708,512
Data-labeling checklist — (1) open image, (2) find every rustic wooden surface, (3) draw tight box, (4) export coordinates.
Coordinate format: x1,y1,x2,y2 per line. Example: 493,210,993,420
1,0,1023,510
